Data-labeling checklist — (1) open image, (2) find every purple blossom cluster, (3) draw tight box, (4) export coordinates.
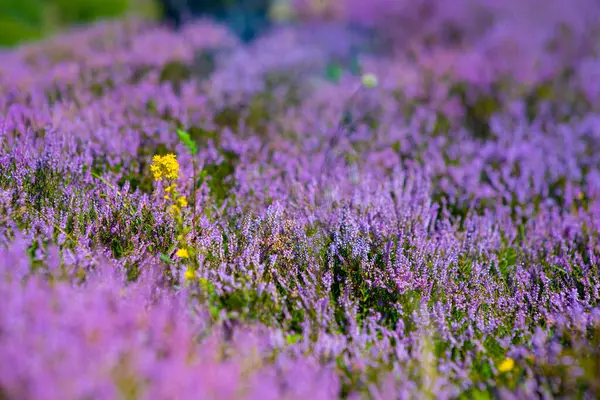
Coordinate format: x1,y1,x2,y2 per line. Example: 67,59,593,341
1,1,600,398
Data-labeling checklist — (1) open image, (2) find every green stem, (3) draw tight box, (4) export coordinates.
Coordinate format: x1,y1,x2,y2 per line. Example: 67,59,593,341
192,158,198,229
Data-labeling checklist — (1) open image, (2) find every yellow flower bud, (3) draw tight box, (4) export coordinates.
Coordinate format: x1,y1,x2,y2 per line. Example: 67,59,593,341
184,268,195,280
498,357,515,373
176,248,189,258
177,196,188,207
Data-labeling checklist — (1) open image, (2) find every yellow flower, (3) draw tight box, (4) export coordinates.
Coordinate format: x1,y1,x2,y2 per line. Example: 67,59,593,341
184,268,195,280
165,184,177,193
176,248,189,258
177,196,188,207
498,357,515,373
169,204,181,216
150,154,180,181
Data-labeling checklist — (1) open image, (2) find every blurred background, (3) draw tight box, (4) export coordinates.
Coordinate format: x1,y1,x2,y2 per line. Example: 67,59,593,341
2,0,599,91
0,0,159,46
0,0,285,47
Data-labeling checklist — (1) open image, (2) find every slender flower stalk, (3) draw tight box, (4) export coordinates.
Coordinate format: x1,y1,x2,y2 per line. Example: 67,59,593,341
151,154,195,282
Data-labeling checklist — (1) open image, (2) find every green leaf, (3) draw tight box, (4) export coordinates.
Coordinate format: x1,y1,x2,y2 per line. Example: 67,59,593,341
326,62,343,83
199,277,217,295
548,264,567,274
177,129,198,155
159,253,173,264
498,247,517,279
209,305,220,319
196,169,208,185
470,388,493,400
285,334,303,346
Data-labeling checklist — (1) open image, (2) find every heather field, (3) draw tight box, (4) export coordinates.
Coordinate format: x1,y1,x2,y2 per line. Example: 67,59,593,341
2,1,600,399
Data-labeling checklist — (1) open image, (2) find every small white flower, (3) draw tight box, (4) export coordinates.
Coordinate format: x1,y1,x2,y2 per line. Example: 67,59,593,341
361,73,378,89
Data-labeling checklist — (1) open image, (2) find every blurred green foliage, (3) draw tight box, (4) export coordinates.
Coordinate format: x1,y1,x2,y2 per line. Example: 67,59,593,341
0,0,160,47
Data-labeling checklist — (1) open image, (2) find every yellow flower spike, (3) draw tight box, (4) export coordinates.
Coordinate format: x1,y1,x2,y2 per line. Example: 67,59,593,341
169,205,181,216
176,248,189,258
150,154,180,181
177,196,188,207
498,357,515,373
164,195,170,200
184,268,195,280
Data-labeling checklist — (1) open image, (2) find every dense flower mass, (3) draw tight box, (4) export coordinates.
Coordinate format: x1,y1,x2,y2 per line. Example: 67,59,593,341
1,1,600,398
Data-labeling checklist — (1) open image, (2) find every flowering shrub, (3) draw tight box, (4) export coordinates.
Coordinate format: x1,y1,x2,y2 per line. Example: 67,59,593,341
1,4,600,399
